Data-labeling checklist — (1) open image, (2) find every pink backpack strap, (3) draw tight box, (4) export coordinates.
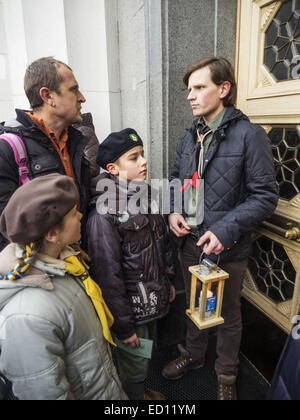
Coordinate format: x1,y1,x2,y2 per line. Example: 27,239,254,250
0,133,30,185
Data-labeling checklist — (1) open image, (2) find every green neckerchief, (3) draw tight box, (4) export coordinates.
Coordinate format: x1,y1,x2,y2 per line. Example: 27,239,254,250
197,107,227,157
186,108,227,229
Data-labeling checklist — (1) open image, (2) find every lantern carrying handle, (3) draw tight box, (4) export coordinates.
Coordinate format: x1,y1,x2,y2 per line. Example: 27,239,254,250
199,251,220,267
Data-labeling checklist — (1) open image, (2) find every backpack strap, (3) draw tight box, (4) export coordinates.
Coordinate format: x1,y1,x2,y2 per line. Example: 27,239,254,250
0,133,30,186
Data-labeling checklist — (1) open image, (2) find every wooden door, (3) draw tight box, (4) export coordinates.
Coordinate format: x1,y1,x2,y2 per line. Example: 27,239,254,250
236,0,300,332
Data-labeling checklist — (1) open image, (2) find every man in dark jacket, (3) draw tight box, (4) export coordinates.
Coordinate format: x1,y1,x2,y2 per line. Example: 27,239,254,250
268,315,300,400
0,57,90,251
162,57,278,400
0,373,17,400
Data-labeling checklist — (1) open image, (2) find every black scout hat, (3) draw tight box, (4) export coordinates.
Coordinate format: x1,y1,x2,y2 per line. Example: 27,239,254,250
96,128,143,170
0,173,79,245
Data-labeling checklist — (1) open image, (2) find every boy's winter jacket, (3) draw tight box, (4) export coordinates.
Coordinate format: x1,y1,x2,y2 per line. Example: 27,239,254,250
0,109,91,251
0,244,126,401
87,173,174,341
170,106,278,261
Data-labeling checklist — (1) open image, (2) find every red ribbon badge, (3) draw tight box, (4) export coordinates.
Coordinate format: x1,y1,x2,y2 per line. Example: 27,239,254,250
180,171,200,192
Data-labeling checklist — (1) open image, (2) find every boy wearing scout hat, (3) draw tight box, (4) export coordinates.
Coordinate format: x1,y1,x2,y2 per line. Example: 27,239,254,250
0,173,126,400
87,129,175,400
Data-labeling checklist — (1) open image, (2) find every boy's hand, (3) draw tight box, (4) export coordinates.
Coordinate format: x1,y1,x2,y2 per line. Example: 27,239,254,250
120,333,140,348
168,213,191,237
197,231,224,255
169,285,176,303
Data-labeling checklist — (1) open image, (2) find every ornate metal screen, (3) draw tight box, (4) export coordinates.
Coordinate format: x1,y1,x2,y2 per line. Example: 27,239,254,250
248,236,296,303
269,127,300,200
264,0,300,82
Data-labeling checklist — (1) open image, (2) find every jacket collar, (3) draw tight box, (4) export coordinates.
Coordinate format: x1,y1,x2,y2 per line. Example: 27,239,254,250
14,109,88,148
90,172,156,216
0,243,80,292
197,107,227,134
190,106,249,140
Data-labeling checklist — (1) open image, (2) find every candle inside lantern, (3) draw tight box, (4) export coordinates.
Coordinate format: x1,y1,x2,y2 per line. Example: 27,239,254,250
199,290,216,318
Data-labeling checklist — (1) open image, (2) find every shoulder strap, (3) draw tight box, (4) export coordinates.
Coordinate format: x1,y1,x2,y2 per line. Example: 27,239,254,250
0,133,30,186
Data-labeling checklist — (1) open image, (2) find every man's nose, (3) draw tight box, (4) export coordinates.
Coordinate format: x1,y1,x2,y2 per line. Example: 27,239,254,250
78,91,86,103
187,90,194,101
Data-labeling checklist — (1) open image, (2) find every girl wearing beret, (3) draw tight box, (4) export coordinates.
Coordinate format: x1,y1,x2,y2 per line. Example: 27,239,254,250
0,173,126,400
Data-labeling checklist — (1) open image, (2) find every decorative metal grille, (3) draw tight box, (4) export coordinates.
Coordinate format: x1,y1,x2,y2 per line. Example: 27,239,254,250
268,127,300,200
249,236,296,303
264,0,300,81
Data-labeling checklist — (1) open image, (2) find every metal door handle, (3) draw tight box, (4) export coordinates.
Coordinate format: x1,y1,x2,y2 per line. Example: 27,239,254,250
261,221,300,242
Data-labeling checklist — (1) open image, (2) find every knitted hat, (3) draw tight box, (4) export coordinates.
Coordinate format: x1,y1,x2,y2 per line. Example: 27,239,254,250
0,173,79,245
96,128,143,170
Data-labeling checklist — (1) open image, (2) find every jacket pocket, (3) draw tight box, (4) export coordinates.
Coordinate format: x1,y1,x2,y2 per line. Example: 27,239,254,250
119,216,152,257
215,153,243,158
124,272,170,324
30,155,60,176
65,339,105,399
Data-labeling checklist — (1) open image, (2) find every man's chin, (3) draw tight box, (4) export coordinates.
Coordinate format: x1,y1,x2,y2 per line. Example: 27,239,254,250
192,109,203,118
72,114,83,125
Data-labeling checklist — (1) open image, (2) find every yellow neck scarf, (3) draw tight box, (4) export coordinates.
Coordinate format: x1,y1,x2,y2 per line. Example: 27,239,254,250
64,255,116,347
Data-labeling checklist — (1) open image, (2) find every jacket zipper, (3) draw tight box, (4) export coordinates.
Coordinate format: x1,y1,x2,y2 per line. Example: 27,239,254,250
196,128,212,177
138,280,148,305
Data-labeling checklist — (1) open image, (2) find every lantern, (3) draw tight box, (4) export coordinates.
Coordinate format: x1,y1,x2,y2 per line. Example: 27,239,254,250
186,258,229,330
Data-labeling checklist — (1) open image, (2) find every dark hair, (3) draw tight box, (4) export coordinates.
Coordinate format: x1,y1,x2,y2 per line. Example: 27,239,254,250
183,57,237,107
24,57,72,109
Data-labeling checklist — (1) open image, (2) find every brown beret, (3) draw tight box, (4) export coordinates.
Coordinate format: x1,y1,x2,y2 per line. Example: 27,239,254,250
0,173,79,245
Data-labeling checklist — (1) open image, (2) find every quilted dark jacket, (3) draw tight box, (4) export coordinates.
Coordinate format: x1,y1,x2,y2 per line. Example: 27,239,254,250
87,173,174,340
0,373,18,400
170,106,278,261
0,109,91,250
268,322,300,400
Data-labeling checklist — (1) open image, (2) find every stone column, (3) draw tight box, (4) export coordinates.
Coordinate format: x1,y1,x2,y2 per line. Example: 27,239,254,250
144,0,238,347
0,0,13,120
2,0,31,112
1,0,121,139
145,0,238,178
64,0,122,141
117,0,149,156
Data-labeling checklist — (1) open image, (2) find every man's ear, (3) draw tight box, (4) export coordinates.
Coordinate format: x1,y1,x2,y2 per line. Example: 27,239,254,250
39,87,55,107
106,163,119,176
44,227,60,244
220,81,231,100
